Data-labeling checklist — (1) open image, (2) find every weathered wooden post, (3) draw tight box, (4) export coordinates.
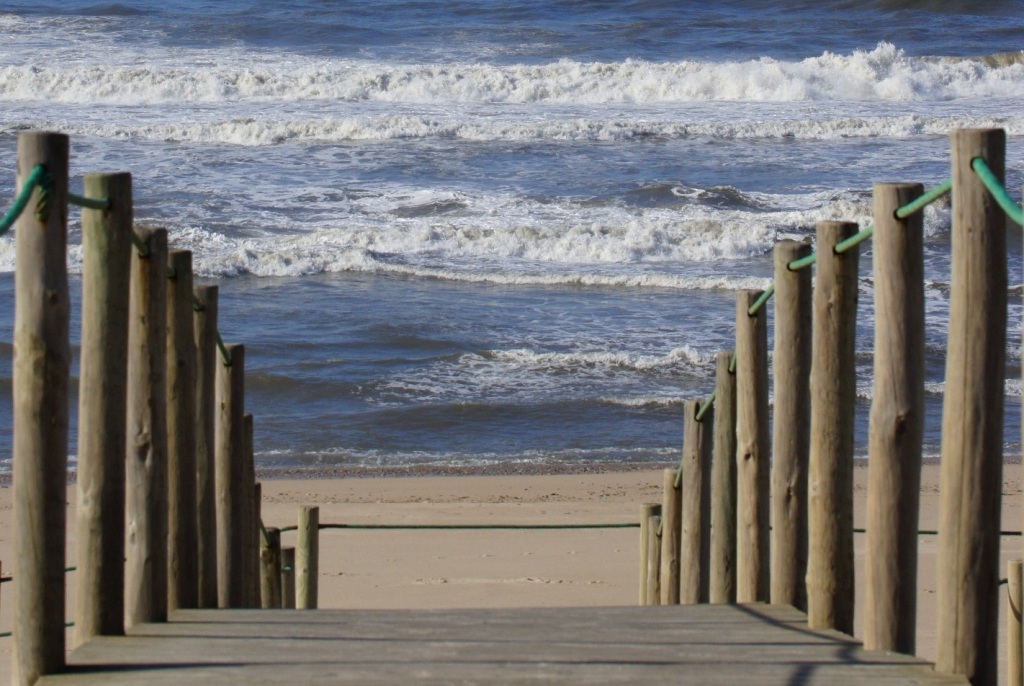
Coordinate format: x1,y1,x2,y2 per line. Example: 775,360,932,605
639,502,659,605
680,399,712,604
297,505,320,609
125,227,169,629
74,171,131,646
807,221,859,635
252,479,262,609
935,128,1007,686
710,350,737,605
193,285,219,609
735,290,769,603
12,131,70,685
167,250,198,613
646,514,662,606
659,468,681,604
216,343,246,608
261,527,282,610
281,547,296,609
243,414,257,608
771,241,812,611
864,183,925,654
1009,560,1023,686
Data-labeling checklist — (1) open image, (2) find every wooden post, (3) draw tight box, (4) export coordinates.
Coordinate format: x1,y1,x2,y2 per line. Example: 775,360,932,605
646,514,662,606
864,183,925,654
710,350,737,605
242,415,256,608
125,227,169,629
167,250,198,613
193,285,219,609
261,527,282,610
807,221,859,635
252,479,262,609
735,290,769,603
771,240,812,611
297,506,320,609
74,171,131,646
639,502,659,605
281,547,296,609
12,131,70,686
659,468,681,605
1009,560,1023,686
680,399,713,604
936,129,1007,686
216,343,246,608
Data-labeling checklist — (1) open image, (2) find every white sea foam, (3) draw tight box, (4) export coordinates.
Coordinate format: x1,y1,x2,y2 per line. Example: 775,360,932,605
488,346,714,372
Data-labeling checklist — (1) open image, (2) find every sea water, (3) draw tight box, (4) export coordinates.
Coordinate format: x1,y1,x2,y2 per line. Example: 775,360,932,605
0,0,1022,471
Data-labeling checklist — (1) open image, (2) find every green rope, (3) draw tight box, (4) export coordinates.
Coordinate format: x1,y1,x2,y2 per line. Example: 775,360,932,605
216,331,233,366
130,230,150,257
834,225,874,254
971,157,1024,226
277,522,640,533
0,165,47,236
788,252,817,271
746,285,775,316
895,179,952,219
68,193,111,211
695,389,716,422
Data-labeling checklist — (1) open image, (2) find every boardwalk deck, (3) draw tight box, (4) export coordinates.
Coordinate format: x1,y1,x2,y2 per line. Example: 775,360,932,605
39,604,966,685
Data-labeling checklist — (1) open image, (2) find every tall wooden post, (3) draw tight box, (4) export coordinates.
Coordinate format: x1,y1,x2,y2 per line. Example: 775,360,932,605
74,171,131,646
807,221,859,635
639,502,659,605
659,468,681,605
710,351,737,604
646,514,662,606
864,183,925,654
735,290,769,603
167,250,198,612
244,416,258,608
297,506,320,609
771,241,812,611
193,285,219,609
252,479,262,609
261,527,282,610
935,129,1007,686
12,131,70,686
216,343,246,608
125,227,169,629
680,399,712,604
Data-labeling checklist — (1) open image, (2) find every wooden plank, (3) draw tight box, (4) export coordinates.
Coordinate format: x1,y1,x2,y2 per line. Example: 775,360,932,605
40,605,967,685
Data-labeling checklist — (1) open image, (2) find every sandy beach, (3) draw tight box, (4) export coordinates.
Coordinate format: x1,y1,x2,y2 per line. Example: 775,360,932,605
0,462,1016,682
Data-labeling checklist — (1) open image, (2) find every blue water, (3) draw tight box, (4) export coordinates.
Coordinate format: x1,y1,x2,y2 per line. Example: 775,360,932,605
0,0,1022,471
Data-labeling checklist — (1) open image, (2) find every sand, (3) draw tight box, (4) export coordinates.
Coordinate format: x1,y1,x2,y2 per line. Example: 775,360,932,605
0,462,1016,682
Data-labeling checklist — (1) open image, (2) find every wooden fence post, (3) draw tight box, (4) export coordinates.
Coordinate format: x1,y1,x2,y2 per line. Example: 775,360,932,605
659,468,681,605
216,343,246,608
125,227,169,629
167,250,198,613
193,285,219,609
807,221,859,635
936,128,1007,686
681,399,712,604
735,290,769,603
261,527,282,609
74,171,131,646
864,183,925,654
771,240,812,611
282,547,296,609
639,502,659,605
252,479,262,609
12,131,70,686
297,506,320,609
1009,560,1023,686
646,514,662,606
710,350,737,604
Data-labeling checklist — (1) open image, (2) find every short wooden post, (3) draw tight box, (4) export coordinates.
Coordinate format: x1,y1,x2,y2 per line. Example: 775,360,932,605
646,514,662,606
297,506,320,609
193,285,219,609
281,547,296,609
864,183,925,654
659,468,681,605
216,343,246,608
74,171,131,646
252,479,262,609
125,227,169,629
735,290,769,603
710,350,737,605
771,240,812,611
680,399,713,604
1009,560,1023,686
807,221,859,635
167,250,198,613
243,414,257,608
12,131,70,686
936,128,1007,686
261,527,282,610
639,502,659,605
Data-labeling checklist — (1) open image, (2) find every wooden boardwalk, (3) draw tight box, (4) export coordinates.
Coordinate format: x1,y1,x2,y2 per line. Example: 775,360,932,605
38,604,966,685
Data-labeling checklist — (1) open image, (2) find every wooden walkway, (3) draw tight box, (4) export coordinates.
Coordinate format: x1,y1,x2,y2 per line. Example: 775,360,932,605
38,604,966,685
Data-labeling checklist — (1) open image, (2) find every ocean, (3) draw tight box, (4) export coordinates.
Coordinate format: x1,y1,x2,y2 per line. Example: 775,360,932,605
0,0,1022,472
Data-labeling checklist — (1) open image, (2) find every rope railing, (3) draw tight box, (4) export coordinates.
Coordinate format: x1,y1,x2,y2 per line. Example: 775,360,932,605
276,522,641,533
